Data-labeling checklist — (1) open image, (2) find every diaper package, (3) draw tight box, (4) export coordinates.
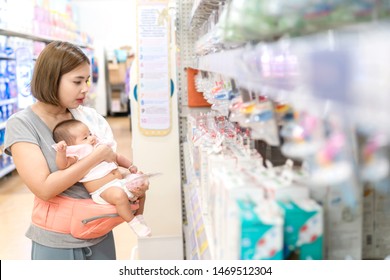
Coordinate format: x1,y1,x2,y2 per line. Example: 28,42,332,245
237,199,284,260
278,199,323,260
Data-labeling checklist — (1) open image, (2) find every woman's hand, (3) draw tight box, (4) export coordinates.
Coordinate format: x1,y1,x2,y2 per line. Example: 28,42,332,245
93,144,117,163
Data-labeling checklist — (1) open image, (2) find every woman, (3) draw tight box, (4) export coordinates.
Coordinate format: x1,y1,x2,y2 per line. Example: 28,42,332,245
4,41,148,260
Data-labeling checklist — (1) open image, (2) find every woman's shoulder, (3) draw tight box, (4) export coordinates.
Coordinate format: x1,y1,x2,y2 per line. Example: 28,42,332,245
7,106,34,123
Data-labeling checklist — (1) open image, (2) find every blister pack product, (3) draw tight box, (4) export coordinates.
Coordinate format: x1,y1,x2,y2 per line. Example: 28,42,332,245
280,111,323,160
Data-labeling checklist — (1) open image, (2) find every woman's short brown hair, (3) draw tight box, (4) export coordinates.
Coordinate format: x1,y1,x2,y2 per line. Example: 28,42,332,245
30,41,90,106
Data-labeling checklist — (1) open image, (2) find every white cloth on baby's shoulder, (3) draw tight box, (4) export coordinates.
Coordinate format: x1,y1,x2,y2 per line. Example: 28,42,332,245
69,105,117,152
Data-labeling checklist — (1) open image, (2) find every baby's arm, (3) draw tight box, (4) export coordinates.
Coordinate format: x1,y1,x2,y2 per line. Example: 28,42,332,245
55,141,78,170
116,153,138,173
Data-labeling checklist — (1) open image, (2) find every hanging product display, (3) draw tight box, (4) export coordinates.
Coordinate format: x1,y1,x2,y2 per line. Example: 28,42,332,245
178,0,390,260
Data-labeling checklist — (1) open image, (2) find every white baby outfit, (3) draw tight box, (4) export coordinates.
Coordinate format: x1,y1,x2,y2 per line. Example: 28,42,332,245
62,140,137,204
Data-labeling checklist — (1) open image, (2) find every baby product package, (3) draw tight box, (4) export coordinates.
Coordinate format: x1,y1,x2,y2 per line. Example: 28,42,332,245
207,161,237,259
310,182,363,260
297,113,364,259
198,143,213,215
213,170,266,260
249,159,310,202
278,199,323,260
363,179,390,259
236,198,284,260
357,133,390,259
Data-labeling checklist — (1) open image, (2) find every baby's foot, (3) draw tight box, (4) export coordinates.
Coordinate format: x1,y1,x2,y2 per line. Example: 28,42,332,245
129,216,151,237
135,214,146,223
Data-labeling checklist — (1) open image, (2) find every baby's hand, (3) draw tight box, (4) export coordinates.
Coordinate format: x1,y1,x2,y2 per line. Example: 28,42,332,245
124,174,148,197
56,141,67,152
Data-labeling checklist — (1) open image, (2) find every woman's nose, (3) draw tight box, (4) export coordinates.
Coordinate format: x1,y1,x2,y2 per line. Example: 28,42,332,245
82,82,90,93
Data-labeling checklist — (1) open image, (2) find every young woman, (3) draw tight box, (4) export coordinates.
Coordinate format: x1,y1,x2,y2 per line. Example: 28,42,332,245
4,41,148,260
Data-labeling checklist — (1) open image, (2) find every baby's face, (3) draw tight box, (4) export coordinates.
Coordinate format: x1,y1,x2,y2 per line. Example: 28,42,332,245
71,123,97,146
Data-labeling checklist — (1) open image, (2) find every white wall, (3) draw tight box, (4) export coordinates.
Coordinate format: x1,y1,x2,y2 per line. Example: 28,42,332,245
73,0,138,116
74,0,137,50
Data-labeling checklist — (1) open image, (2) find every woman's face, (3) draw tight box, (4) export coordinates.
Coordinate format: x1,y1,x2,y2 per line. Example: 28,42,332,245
58,62,91,109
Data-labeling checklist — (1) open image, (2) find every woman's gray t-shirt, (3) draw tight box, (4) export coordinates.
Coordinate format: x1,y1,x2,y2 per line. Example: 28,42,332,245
4,106,107,248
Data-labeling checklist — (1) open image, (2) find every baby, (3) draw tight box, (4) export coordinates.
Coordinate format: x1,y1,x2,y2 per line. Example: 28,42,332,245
53,119,151,237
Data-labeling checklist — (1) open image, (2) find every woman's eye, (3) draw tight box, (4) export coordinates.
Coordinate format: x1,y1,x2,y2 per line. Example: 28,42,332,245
74,81,82,85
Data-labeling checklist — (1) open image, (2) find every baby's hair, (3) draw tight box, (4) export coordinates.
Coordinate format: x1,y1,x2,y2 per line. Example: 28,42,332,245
53,119,84,145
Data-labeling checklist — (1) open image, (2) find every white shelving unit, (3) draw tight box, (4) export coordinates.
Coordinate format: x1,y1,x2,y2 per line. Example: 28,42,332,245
176,0,390,260
0,28,92,49
0,162,15,178
182,142,213,260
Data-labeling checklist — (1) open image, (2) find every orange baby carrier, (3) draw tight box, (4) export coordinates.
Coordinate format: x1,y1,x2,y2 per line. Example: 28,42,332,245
31,195,139,239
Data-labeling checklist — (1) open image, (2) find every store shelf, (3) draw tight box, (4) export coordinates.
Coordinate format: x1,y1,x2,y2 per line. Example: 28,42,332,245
0,162,15,177
0,55,15,60
192,22,390,136
182,142,214,260
0,28,92,49
195,48,241,79
0,98,17,106
178,0,390,261
180,105,211,118
183,183,213,260
189,0,224,30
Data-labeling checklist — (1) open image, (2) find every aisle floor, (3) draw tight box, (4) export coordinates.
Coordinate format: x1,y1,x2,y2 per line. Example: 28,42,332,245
0,116,138,260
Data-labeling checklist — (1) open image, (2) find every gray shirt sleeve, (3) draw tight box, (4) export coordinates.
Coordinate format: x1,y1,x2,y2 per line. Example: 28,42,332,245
4,113,40,156
4,107,90,197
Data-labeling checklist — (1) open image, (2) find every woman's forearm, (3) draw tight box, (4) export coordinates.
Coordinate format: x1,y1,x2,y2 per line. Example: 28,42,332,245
12,142,107,200
55,152,70,170
43,150,105,198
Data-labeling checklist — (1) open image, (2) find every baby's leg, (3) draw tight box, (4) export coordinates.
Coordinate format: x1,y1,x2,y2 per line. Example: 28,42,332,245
100,187,134,222
100,187,151,237
132,196,151,236
134,195,146,216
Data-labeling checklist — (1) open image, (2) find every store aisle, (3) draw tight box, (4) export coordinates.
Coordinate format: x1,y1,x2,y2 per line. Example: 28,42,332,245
0,116,138,260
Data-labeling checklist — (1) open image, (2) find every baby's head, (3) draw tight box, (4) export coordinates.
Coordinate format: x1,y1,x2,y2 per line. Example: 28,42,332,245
53,119,96,146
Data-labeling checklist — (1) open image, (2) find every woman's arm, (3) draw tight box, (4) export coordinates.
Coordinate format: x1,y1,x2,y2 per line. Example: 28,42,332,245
11,142,116,201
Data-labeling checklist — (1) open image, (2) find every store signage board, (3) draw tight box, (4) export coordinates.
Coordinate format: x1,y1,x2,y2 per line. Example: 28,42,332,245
136,0,171,136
